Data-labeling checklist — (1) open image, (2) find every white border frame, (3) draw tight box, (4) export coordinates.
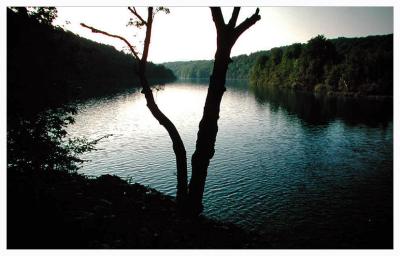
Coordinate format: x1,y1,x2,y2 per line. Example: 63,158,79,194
1,1,398,255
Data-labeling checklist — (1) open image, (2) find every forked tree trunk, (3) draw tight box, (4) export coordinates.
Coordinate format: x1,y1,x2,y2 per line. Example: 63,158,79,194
188,7,261,215
81,7,260,214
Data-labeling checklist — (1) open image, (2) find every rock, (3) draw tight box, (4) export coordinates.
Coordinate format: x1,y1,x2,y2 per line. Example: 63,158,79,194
99,198,113,206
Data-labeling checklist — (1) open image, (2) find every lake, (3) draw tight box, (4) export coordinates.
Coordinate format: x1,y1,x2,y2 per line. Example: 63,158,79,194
68,79,393,248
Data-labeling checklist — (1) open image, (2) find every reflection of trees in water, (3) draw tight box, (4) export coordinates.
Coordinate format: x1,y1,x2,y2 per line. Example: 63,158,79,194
174,78,249,90
250,85,392,128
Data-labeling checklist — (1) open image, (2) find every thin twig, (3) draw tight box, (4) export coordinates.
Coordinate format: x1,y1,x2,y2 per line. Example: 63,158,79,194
80,22,140,60
128,7,147,26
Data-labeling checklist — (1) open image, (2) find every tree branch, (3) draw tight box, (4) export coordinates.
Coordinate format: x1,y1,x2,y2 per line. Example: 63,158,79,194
227,7,240,28
128,7,147,26
82,9,188,206
233,8,261,41
140,7,153,69
210,7,225,32
80,23,140,60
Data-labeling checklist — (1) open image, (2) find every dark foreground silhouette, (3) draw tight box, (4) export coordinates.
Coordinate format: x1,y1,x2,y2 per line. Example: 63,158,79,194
8,168,392,249
7,170,269,249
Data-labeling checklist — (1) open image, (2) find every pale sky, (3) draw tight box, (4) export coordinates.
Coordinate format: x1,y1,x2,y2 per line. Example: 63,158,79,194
51,7,393,63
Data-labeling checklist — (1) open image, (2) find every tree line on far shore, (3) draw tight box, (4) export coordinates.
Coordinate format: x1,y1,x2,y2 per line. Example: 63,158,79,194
164,34,393,96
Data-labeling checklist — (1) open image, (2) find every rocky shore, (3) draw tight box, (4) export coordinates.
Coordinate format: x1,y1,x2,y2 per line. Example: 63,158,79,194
7,170,269,249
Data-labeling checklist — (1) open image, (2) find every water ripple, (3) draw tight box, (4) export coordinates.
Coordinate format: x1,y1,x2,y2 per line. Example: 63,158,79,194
68,81,393,243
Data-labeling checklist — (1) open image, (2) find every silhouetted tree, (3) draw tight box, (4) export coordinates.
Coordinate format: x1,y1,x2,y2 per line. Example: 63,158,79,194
81,7,188,206
82,7,261,215
188,7,261,214
10,7,58,25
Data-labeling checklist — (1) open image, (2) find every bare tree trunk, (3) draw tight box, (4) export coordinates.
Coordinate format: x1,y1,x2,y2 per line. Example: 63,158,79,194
188,7,260,215
81,7,188,206
188,47,231,213
137,8,188,205
139,73,188,205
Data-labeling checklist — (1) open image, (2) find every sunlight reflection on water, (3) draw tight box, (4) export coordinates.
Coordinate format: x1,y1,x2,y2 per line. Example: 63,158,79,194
67,80,393,247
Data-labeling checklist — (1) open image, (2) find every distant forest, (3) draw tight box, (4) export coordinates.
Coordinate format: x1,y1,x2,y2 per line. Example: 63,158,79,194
164,34,393,96
163,52,266,80
8,7,175,108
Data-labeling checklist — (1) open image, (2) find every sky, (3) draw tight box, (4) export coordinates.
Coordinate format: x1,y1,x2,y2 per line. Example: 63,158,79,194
53,6,393,63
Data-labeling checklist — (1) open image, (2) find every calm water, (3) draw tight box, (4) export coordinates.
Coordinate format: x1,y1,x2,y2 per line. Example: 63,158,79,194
68,80,393,248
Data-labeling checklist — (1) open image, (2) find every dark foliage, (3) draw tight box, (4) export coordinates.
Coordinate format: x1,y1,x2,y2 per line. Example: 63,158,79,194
163,60,213,79
8,8,176,101
164,34,392,97
7,8,175,173
163,51,267,80
250,34,393,96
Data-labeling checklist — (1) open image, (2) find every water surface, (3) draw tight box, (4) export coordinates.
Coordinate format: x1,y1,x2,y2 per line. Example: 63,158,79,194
68,80,393,248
